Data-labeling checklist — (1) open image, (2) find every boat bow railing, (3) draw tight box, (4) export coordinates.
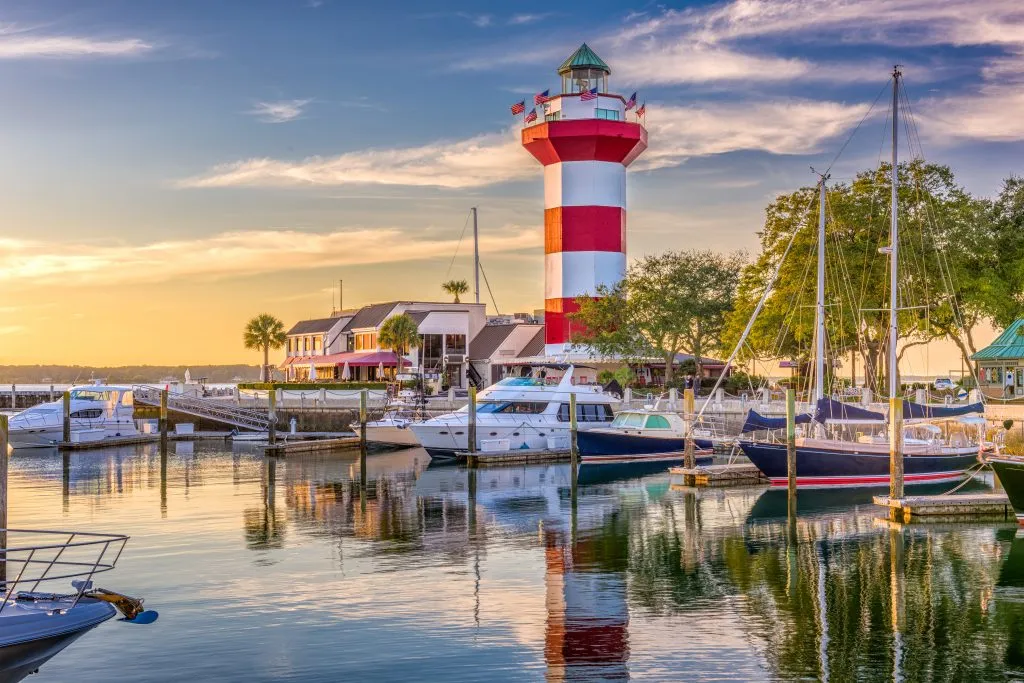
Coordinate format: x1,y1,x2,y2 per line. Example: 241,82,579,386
0,529,129,614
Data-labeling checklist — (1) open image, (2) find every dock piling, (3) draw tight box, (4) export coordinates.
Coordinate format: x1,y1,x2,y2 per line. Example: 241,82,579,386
890,397,904,503
468,386,477,455
683,388,695,469
570,392,578,506
160,389,169,445
1,414,8,583
786,389,797,496
62,391,71,444
9,384,14,411
268,389,277,446
359,389,367,486
49,384,54,403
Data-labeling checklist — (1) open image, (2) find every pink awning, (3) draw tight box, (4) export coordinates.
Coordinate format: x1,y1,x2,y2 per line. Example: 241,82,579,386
281,351,410,368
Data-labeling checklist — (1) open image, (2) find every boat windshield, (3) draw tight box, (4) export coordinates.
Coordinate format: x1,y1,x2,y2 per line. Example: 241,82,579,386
69,389,114,402
610,412,645,428
644,415,672,429
495,377,547,387
477,401,549,414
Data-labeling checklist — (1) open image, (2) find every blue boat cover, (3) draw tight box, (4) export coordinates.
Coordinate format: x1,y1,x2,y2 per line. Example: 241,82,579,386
814,398,885,423
902,401,984,419
740,409,811,433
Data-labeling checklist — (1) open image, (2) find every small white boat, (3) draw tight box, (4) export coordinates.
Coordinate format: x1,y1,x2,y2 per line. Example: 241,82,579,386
362,410,421,447
7,385,139,449
0,529,157,682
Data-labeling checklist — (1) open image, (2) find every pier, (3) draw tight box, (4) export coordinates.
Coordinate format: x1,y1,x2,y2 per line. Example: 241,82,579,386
461,448,571,467
669,463,767,486
873,492,1015,523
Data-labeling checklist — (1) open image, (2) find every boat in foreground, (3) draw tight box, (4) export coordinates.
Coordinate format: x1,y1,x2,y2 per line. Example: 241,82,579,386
0,529,157,682
988,456,1024,525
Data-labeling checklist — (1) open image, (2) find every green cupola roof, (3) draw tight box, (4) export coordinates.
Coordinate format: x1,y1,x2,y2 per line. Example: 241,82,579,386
557,43,610,76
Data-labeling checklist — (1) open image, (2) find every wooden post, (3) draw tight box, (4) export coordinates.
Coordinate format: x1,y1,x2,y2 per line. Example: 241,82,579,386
268,388,277,445
683,388,696,469
359,389,368,452
786,389,797,495
49,384,54,403
159,389,169,443
62,391,71,444
0,414,8,584
467,386,477,455
890,397,904,502
569,392,578,508
9,384,14,411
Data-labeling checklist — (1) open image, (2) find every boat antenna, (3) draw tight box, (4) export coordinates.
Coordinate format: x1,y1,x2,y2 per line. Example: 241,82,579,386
887,65,902,400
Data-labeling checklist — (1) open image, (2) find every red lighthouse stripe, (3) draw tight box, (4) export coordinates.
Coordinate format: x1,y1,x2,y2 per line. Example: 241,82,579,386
545,297,588,345
545,207,626,253
523,120,648,166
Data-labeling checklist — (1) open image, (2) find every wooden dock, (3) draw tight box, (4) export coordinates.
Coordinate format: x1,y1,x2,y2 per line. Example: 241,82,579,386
263,436,361,456
58,432,235,450
668,463,768,487
873,492,1015,523
461,448,571,467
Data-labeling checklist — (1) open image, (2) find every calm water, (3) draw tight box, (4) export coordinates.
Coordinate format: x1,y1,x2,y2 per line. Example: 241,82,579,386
10,443,1024,682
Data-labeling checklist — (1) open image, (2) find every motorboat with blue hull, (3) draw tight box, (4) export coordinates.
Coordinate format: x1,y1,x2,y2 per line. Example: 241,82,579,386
576,409,717,463
0,529,157,682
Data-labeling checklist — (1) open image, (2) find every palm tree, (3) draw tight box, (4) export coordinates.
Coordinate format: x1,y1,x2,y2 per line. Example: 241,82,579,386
244,313,287,382
379,313,420,380
441,279,469,304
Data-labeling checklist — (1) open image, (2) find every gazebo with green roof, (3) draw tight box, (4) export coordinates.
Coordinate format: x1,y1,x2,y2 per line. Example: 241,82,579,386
971,318,1024,398
558,43,611,95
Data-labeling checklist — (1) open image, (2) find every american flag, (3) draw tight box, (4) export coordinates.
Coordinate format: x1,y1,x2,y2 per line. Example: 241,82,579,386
534,89,550,105
625,92,637,110
524,107,538,123
580,87,597,101
510,100,526,115
636,102,646,118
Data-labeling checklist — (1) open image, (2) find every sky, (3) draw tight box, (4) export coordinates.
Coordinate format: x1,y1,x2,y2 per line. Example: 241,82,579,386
0,0,1022,371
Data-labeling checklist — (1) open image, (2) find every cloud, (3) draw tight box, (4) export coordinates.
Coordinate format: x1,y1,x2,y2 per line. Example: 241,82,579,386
456,13,492,28
0,29,153,59
0,325,25,336
248,99,312,123
0,228,542,288
180,128,533,189
509,14,550,25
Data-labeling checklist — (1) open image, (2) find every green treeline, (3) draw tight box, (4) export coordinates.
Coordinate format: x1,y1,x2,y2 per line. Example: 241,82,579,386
0,365,261,384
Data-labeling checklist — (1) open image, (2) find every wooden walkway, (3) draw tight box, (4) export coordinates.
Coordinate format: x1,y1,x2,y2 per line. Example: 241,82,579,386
264,436,361,457
874,493,1015,522
668,463,767,487
461,448,571,467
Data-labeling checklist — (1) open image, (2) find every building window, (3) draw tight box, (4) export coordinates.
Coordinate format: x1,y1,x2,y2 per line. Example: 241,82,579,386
421,334,443,369
444,334,466,356
346,335,354,352
545,111,561,122
595,108,620,121
355,332,377,351
303,337,309,352
287,339,292,354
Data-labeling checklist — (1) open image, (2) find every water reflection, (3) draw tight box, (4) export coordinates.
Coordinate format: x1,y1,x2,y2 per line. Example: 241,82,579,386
9,444,1024,681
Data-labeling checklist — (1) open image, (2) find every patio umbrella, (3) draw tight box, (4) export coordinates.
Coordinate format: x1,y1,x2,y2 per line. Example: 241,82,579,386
309,363,317,381
378,361,385,380
341,361,350,381
184,368,192,383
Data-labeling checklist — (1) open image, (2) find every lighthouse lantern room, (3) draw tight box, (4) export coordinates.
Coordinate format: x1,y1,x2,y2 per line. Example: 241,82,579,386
521,43,648,357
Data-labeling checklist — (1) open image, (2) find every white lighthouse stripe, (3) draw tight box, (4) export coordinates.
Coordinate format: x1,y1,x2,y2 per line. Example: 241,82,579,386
544,161,626,210
544,251,627,299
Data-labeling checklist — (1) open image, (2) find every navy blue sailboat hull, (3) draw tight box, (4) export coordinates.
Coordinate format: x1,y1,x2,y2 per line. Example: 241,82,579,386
577,430,714,457
739,441,979,488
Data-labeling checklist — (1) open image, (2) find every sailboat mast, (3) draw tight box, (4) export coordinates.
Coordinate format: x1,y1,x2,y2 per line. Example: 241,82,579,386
888,67,901,399
472,207,480,305
815,175,827,402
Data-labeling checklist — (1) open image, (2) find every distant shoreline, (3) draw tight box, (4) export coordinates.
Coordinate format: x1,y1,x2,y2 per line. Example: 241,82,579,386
0,364,261,384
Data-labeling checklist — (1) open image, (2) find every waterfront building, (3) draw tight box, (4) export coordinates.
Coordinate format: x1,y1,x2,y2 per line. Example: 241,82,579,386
282,301,485,387
972,318,1024,398
521,44,647,358
468,321,544,387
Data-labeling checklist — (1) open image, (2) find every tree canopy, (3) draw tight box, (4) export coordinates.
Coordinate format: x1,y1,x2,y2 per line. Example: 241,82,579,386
379,313,420,356
570,250,744,384
244,313,287,382
724,162,1024,395
441,279,469,304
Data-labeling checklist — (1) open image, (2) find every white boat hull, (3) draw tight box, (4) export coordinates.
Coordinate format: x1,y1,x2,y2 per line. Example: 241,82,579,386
364,423,421,446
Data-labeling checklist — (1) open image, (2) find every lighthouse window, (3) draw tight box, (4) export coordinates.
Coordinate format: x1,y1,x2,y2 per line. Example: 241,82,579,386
596,108,620,121
545,111,561,122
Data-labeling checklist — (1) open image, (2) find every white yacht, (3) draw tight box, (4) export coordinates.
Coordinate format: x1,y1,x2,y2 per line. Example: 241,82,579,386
410,367,619,460
8,385,139,449
362,410,422,447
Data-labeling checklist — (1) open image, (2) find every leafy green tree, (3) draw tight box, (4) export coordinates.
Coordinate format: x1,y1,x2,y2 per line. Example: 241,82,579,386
379,313,420,357
441,279,469,303
725,161,996,394
243,313,287,382
570,250,744,385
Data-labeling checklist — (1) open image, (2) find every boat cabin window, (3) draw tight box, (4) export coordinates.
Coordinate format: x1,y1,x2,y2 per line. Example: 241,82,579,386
644,415,672,429
610,412,645,428
70,408,104,419
476,401,548,414
557,403,613,422
69,389,113,402
495,377,547,387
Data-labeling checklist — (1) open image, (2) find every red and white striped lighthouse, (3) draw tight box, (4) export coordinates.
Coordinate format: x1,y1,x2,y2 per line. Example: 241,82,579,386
522,44,647,357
